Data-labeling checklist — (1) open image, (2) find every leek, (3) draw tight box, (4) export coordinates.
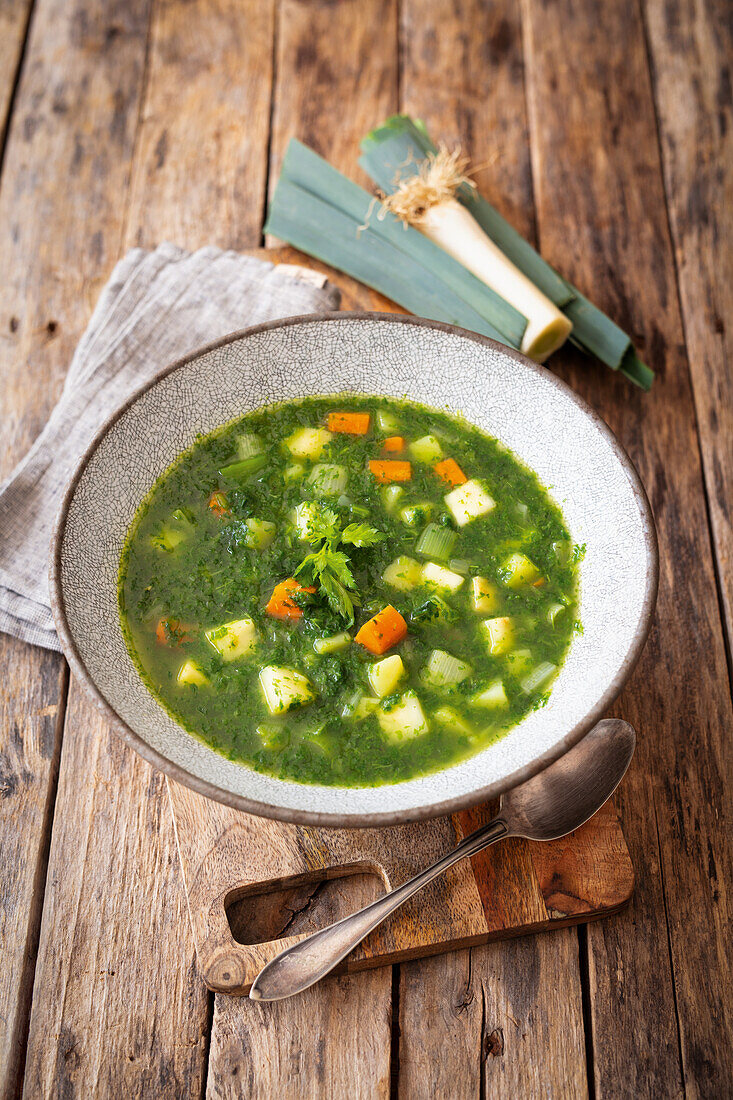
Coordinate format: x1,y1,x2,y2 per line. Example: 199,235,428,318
265,144,527,348
360,115,574,308
361,115,654,389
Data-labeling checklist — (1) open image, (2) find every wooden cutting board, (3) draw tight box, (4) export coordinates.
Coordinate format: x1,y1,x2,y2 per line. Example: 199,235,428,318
167,248,634,996
168,781,633,996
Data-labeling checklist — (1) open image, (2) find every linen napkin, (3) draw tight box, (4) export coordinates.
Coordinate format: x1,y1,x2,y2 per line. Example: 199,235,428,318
0,242,341,651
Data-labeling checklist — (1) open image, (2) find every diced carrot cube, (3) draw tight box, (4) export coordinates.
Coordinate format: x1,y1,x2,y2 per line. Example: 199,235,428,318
328,411,371,434
433,458,467,487
208,490,229,517
382,436,405,453
355,605,408,655
266,578,316,620
368,460,412,483
156,618,193,646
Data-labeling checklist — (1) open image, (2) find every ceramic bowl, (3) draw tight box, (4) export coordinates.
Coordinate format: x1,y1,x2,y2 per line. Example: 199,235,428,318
51,313,657,826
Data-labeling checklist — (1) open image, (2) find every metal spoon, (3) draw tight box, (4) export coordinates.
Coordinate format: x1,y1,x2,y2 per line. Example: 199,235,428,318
250,718,635,1002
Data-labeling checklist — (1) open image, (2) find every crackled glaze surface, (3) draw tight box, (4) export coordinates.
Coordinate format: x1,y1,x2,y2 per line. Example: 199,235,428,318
53,315,657,824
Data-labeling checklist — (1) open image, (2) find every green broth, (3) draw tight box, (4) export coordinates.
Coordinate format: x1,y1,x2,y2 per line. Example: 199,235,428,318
118,395,579,786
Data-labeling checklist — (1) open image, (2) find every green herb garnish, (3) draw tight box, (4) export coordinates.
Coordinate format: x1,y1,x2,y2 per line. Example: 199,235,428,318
295,507,384,625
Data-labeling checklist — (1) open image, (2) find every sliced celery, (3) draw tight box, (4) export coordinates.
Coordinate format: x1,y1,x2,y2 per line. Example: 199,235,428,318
307,463,348,498
422,649,472,688
220,453,267,479
237,432,263,459
520,662,557,694
313,632,352,655
414,522,457,561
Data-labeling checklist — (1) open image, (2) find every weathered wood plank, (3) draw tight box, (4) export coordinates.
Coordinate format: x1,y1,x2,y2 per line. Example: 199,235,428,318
396,3,589,1094
398,931,587,1099
643,0,733,651
0,0,34,149
522,0,733,1095
16,0,279,1094
0,1,153,1095
22,697,210,1098
265,0,398,246
0,640,65,1100
22,0,280,1092
126,0,275,251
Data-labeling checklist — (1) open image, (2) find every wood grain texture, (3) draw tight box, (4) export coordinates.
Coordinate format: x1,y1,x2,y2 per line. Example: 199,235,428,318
522,0,733,1095
22,695,210,1098
643,0,733,652
0,0,33,149
396,3,589,1093
126,0,275,251
265,0,398,245
0,640,65,1100
0,1,152,1095
397,931,588,1099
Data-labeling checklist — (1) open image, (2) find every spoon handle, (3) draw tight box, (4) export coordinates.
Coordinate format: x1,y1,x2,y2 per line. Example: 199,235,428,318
249,817,508,1002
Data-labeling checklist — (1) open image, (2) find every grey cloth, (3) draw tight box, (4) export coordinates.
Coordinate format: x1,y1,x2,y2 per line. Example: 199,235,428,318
0,242,341,651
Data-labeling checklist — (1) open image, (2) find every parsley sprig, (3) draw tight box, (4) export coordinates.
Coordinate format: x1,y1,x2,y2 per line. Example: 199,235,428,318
294,507,384,625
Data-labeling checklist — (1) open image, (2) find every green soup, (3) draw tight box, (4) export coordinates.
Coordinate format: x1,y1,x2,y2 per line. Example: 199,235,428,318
118,395,580,786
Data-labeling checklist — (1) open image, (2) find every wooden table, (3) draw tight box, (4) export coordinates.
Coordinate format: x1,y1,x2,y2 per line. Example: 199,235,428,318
0,1,730,1096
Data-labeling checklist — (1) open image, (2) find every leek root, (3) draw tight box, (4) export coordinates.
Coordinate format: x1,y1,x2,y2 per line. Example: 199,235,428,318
382,152,572,363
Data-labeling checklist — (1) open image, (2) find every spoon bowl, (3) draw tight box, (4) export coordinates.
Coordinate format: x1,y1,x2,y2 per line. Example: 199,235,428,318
500,717,637,841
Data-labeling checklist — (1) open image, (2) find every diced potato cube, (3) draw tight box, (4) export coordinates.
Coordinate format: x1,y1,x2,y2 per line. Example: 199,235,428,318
503,648,534,676
378,691,429,741
433,706,473,737
245,518,276,549
259,666,315,714
422,561,465,593
481,616,514,655
292,501,320,541
471,576,501,613
152,527,185,552
383,555,424,591
471,680,508,708
205,618,258,661
408,435,443,463
313,632,351,655
177,660,209,687
285,427,333,460
444,479,496,526
368,654,406,698
502,552,542,588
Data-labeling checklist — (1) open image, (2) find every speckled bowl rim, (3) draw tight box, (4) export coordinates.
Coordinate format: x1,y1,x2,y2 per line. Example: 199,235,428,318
50,311,658,828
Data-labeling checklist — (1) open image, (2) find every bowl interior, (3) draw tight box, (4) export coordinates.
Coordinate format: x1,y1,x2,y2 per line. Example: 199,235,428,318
54,314,656,825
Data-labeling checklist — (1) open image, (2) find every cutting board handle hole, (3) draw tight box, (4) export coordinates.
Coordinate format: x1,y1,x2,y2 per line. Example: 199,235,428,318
224,863,386,946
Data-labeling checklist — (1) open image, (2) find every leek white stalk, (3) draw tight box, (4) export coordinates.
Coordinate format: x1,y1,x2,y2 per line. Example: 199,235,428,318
382,150,573,363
